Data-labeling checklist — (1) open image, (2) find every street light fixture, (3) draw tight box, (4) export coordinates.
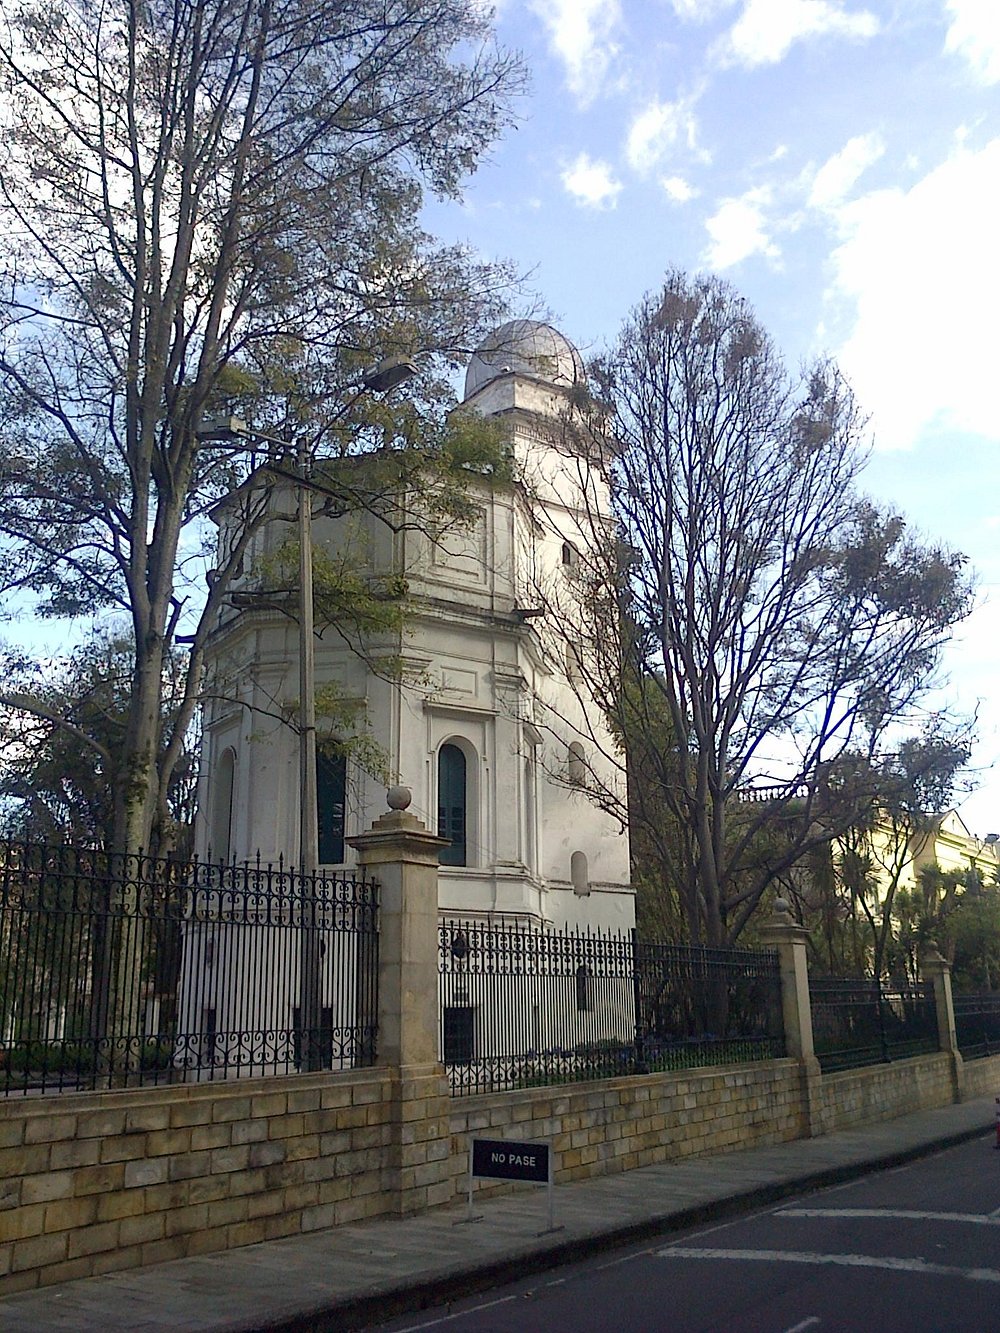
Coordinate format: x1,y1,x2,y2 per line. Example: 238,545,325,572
199,356,418,1070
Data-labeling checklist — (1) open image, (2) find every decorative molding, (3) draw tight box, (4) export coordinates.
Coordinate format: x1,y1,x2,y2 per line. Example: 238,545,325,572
422,698,498,720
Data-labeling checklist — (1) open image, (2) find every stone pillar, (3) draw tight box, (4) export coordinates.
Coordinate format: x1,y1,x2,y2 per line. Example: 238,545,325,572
347,787,455,1215
922,946,964,1101
759,900,824,1137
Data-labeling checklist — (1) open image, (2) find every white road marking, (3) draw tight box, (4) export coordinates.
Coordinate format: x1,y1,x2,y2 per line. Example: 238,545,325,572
390,1292,518,1331
595,1249,650,1270
596,1207,761,1271
778,1207,1000,1226
656,1246,1000,1283
782,1319,821,1333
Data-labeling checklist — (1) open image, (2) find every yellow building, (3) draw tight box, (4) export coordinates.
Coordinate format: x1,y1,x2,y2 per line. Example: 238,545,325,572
910,809,999,886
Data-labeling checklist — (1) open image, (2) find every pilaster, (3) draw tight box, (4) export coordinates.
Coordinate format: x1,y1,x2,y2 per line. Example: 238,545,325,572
922,946,965,1102
348,788,453,1213
759,901,824,1136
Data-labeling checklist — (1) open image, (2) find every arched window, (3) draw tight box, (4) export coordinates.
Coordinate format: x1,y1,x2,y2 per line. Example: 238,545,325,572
212,748,236,862
561,541,577,567
316,746,347,864
437,743,468,866
571,850,590,896
568,742,587,785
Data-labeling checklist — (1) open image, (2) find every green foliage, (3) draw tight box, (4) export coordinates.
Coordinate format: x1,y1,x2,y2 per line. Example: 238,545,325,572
579,269,973,946
0,0,526,854
312,686,393,786
798,733,973,979
0,633,197,850
947,889,1000,991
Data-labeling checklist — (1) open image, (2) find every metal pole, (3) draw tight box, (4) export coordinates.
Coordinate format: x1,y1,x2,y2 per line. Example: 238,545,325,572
298,441,322,1070
198,367,418,1077
632,927,648,1074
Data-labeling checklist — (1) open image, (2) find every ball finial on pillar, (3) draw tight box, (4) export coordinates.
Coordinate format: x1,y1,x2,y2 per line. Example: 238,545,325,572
386,785,412,811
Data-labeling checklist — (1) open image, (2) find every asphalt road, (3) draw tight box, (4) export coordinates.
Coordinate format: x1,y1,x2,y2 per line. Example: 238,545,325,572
372,1134,1000,1333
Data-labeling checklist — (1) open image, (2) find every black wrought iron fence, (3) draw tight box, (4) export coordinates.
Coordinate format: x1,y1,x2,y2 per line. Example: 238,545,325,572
439,921,783,1095
808,978,938,1073
953,993,1000,1060
635,941,785,1072
0,841,378,1095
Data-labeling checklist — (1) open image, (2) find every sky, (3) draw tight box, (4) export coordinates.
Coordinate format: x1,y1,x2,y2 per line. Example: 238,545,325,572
422,0,1000,838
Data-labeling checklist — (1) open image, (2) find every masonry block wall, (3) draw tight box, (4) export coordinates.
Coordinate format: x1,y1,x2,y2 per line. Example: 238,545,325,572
811,1053,958,1136
955,1051,1000,1099
1,1048,994,1296
447,1059,808,1200
1,817,995,1297
0,1070,397,1296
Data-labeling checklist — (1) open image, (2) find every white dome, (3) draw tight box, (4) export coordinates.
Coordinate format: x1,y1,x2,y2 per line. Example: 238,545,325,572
464,320,585,399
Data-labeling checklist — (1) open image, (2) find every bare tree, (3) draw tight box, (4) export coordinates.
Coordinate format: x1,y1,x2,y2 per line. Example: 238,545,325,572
529,272,973,946
0,0,526,858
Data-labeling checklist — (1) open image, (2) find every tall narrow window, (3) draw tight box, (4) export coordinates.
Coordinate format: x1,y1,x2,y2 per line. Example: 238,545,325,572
571,850,590,896
568,742,587,785
212,748,236,862
437,743,468,866
524,757,536,874
317,746,347,864
565,641,584,685
576,964,591,1012
442,1006,474,1063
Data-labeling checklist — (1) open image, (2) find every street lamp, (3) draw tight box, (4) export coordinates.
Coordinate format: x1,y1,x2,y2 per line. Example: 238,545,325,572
199,356,417,1069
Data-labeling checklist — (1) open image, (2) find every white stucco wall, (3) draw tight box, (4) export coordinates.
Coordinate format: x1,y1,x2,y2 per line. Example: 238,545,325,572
197,328,633,932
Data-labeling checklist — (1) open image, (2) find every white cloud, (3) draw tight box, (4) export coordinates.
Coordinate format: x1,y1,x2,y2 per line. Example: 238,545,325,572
530,0,622,103
718,0,879,68
704,188,779,267
561,153,623,209
662,175,699,202
944,0,1000,84
809,132,885,209
667,0,737,19
830,138,1000,449
626,97,698,174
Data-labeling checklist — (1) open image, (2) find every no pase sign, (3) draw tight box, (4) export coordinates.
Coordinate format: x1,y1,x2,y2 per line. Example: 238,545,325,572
471,1137,550,1184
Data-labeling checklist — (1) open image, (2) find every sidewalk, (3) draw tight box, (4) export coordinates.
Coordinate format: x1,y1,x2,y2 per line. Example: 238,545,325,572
1,1094,993,1333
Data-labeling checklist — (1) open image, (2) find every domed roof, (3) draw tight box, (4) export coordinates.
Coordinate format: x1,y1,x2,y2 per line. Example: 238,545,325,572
464,320,586,399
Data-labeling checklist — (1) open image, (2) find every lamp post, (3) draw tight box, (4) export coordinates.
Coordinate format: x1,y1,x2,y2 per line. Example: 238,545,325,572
199,357,417,1069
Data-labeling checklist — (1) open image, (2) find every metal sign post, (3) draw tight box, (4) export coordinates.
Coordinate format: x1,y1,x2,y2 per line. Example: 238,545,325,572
546,1136,555,1233
460,1137,562,1235
464,1140,483,1223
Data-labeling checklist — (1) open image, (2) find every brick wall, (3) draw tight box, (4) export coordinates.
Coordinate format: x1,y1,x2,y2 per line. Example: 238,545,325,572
447,1059,807,1200
0,1070,397,1296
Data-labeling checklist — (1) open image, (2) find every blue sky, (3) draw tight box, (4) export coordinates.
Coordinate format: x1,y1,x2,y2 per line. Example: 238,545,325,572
423,0,1000,835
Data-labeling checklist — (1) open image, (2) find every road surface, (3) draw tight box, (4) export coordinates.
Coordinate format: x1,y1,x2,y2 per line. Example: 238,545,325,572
374,1133,1000,1332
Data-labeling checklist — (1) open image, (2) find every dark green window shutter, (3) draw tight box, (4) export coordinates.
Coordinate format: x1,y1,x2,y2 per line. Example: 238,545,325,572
317,747,347,864
437,743,467,866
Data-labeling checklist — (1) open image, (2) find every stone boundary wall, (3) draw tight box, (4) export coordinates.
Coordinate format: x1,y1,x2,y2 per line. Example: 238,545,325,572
0,1069,397,1296
957,1051,1000,1100
2,1050,996,1296
812,1053,956,1136
446,1059,807,1200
